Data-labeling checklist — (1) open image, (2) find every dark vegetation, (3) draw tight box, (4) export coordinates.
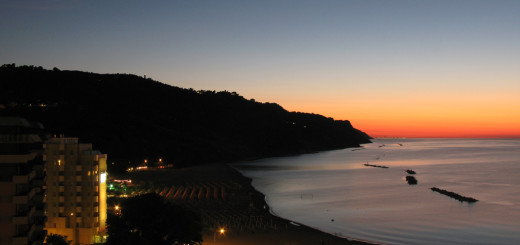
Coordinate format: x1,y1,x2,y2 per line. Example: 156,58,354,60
44,234,71,245
106,193,202,245
0,64,371,173
430,187,478,203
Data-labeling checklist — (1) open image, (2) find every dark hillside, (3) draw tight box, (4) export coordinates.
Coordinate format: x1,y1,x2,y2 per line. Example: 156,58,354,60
0,64,371,172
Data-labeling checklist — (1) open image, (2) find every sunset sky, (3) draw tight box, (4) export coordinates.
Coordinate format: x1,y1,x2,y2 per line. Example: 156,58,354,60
1,1,519,138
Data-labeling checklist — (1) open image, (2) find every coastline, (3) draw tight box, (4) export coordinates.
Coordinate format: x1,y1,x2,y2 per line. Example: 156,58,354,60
229,163,379,245
229,138,520,244
124,163,376,245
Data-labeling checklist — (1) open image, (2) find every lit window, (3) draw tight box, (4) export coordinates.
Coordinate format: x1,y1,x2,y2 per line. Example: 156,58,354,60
100,172,107,183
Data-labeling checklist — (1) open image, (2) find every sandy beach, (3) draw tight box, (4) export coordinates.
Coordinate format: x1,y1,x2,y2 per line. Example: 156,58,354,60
123,163,374,245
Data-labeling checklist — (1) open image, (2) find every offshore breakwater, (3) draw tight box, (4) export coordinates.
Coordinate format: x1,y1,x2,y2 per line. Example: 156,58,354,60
235,138,520,245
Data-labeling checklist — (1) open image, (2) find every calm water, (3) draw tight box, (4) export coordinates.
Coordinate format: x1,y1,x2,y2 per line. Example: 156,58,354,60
233,139,520,245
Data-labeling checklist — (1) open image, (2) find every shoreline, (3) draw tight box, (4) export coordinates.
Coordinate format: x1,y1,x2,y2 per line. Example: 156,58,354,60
261,194,381,245
229,163,380,245
234,165,379,245
124,163,377,245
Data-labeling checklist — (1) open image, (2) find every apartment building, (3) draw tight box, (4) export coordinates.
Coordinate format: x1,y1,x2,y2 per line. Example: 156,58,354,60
44,136,107,245
0,117,47,245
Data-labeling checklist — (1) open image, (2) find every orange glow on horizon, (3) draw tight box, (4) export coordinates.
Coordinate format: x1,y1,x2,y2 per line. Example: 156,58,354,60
356,121,520,138
277,93,520,139
348,113,520,138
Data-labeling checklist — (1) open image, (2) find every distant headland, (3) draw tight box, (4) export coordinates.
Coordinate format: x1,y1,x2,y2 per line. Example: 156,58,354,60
0,64,371,172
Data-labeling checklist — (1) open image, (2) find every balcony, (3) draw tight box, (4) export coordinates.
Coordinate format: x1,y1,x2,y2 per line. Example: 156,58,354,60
13,195,28,204
33,164,44,172
28,224,44,240
12,216,29,225
28,170,36,181
12,236,28,245
28,206,44,220
30,194,44,205
31,178,45,187
31,215,47,226
27,187,39,201
0,152,37,164
12,175,28,184
28,206,37,219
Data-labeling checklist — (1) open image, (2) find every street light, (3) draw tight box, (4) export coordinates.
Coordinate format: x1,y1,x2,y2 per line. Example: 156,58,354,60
213,227,225,244
70,212,78,245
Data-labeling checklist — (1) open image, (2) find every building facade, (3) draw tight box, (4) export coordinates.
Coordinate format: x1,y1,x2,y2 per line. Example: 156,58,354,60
0,117,47,245
44,136,107,245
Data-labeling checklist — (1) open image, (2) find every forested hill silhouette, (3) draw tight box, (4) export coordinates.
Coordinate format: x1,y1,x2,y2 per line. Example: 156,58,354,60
0,64,371,172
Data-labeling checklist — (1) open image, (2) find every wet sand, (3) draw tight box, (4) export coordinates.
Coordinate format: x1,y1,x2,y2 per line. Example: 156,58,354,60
124,163,373,245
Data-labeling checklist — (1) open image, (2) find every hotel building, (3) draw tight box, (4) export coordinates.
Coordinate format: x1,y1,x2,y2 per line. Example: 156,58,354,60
0,117,47,245
44,136,107,245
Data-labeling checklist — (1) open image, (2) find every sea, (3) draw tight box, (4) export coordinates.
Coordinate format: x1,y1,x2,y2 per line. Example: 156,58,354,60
233,138,520,245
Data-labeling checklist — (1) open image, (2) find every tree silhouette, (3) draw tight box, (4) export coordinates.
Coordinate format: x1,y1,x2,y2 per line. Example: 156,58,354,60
45,234,71,245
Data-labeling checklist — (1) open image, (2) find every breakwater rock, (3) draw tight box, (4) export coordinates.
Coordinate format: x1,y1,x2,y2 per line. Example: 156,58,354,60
363,163,389,169
405,176,418,185
430,187,478,203
405,169,416,174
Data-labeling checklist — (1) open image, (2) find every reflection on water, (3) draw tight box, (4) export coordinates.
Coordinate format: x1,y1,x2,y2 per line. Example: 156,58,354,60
234,139,520,245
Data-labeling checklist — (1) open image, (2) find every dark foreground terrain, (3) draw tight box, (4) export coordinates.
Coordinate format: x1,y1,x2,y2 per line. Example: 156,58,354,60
123,163,373,245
